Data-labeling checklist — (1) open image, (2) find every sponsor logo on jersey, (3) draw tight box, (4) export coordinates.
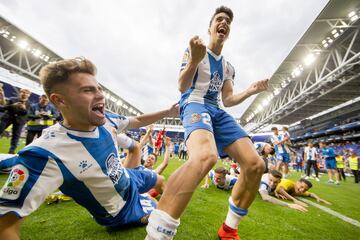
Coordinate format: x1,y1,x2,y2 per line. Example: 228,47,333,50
0,165,29,200
209,71,223,92
79,160,93,174
105,153,124,185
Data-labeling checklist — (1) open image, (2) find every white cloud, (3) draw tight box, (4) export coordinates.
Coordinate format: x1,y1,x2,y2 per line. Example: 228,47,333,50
0,0,328,116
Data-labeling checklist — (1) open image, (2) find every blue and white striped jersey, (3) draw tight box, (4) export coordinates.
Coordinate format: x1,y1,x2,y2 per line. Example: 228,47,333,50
208,170,237,190
0,113,146,226
259,173,275,194
254,142,269,156
270,134,285,154
179,48,235,109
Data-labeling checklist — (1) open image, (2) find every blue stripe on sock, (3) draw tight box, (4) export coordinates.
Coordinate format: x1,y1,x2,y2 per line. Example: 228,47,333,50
229,203,248,216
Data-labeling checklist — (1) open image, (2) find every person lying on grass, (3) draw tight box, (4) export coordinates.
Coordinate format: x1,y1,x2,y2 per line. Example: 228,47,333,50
275,178,331,207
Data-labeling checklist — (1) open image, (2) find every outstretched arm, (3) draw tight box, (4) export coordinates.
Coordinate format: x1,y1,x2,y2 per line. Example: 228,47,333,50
309,192,331,205
222,79,268,107
128,103,179,129
139,126,153,148
0,213,23,240
276,187,308,207
259,191,307,212
117,134,141,168
154,137,171,175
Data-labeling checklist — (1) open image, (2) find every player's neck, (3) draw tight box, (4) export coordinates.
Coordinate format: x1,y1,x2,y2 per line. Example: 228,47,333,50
62,118,96,132
207,41,224,56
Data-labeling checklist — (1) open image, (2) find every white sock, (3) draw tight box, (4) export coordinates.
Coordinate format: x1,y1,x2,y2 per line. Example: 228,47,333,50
224,197,248,230
145,209,180,240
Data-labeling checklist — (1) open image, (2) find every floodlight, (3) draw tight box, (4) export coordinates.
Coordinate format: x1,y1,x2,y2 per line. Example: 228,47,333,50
274,88,280,95
262,99,269,107
304,53,316,66
17,40,28,49
348,11,356,18
33,49,41,57
350,15,359,22
116,99,123,106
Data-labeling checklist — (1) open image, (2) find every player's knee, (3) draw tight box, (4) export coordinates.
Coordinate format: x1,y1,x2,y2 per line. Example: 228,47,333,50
198,152,218,166
244,156,264,176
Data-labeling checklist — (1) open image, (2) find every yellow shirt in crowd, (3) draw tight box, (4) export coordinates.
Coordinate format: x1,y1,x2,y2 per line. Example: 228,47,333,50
336,156,345,168
349,156,359,170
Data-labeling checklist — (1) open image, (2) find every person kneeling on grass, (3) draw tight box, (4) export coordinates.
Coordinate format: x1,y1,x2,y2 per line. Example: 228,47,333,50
275,178,331,206
258,170,307,212
202,166,237,190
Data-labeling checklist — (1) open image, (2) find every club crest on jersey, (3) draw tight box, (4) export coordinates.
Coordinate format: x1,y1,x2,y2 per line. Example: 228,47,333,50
105,153,124,185
0,165,29,200
191,113,201,123
209,71,222,92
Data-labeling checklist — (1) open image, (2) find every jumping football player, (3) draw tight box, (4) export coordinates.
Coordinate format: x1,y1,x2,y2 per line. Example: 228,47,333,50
145,6,268,240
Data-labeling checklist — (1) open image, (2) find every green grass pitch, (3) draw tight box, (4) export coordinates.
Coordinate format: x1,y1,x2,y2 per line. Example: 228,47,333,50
0,137,360,239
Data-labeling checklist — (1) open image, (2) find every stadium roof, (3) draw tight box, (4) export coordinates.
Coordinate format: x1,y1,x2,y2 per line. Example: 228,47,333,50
241,0,360,132
0,16,143,116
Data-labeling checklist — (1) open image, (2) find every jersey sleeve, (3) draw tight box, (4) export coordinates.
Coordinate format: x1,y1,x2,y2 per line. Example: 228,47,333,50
259,174,269,192
0,147,63,218
180,48,190,72
117,133,136,150
224,61,235,83
270,135,276,144
259,182,269,193
105,113,130,133
228,176,237,189
302,191,311,197
0,154,18,171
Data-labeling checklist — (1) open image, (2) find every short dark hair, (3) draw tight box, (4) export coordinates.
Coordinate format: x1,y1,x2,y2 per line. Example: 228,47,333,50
39,57,97,97
271,127,278,131
214,167,227,175
270,170,282,179
299,178,312,189
209,6,234,27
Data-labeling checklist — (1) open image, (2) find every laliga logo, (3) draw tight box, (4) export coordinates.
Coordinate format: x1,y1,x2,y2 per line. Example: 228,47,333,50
0,166,28,200
7,168,26,188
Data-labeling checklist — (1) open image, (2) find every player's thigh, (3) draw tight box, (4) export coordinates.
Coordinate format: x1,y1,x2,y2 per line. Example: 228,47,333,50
186,129,218,164
224,137,262,168
181,103,214,140
212,109,248,158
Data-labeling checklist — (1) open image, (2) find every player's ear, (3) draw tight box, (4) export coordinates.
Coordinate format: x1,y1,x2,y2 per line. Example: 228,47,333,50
50,93,66,108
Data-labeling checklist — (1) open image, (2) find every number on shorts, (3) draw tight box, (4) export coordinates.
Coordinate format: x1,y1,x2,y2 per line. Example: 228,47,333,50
201,113,211,126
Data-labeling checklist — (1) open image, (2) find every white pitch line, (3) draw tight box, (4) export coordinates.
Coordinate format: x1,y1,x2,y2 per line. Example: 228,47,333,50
300,198,360,228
